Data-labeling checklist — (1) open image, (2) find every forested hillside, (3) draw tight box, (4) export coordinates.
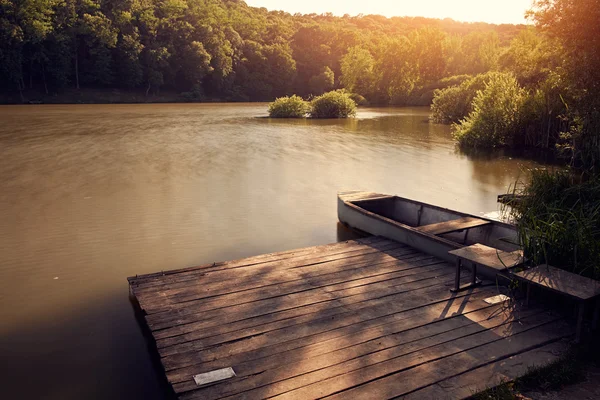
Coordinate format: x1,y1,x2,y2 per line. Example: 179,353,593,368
0,0,524,102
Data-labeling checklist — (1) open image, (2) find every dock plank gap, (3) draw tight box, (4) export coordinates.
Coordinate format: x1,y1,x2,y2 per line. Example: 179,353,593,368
128,236,573,399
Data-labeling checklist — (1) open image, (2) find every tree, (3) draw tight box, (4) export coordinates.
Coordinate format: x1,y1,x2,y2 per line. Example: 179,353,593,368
340,47,374,97
373,37,417,105
529,0,600,106
409,27,446,84
0,0,531,103
308,66,334,95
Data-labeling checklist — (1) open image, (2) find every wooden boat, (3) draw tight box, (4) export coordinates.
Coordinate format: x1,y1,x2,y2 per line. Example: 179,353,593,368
338,191,520,264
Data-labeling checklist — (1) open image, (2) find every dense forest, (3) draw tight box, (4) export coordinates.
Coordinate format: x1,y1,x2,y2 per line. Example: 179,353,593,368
0,0,525,102
1,0,598,169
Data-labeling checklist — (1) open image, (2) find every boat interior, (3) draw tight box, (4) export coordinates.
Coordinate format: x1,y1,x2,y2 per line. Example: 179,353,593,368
350,195,520,253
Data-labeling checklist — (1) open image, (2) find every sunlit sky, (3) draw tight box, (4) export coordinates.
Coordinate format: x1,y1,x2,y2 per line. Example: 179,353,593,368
245,0,534,24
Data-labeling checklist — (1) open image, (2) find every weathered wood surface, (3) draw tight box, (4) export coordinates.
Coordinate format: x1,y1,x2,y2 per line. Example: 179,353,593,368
514,264,600,301
417,216,491,235
128,237,572,399
449,243,524,271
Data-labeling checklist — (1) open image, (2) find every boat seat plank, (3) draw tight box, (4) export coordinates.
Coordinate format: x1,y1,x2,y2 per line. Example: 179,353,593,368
513,264,600,301
417,217,491,235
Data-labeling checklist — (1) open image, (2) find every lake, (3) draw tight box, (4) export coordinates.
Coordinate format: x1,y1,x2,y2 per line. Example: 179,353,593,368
0,103,548,399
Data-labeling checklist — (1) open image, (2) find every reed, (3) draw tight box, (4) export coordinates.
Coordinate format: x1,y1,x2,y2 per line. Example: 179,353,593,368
504,170,600,279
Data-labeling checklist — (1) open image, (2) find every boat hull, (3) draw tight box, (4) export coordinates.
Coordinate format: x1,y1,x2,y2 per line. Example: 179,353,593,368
338,191,519,269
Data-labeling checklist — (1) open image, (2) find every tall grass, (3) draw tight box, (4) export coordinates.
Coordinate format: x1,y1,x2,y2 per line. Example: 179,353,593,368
505,170,600,279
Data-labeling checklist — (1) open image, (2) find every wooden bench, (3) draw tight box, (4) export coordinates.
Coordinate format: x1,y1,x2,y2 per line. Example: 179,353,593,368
417,217,491,236
513,264,600,342
448,243,524,293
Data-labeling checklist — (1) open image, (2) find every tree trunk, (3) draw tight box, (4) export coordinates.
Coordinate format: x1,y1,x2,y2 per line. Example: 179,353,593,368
42,62,48,94
75,53,80,90
18,82,24,103
29,59,33,89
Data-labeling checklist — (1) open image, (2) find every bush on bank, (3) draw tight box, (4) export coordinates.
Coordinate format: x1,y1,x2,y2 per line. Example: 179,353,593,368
431,72,503,124
451,73,528,148
309,90,357,118
268,95,310,118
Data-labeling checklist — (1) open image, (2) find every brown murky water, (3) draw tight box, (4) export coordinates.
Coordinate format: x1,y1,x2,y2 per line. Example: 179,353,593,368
0,103,549,399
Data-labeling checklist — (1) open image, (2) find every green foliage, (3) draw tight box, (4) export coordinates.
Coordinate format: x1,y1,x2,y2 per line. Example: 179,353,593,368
452,73,528,148
340,47,375,97
528,0,600,171
506,171,600,280
267,95,309,118
308,66,334,96
431,72,502,124
180,84,205,102
349,93,368,106
309,90,357,119
0,0,529,102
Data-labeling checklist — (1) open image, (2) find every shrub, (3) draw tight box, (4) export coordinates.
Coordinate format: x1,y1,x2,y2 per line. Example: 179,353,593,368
506,171,600,280
452,73,528,148
310,90,357,118
349,93,369,106
180,84,205,102
268,95,310,118
431,72,504,124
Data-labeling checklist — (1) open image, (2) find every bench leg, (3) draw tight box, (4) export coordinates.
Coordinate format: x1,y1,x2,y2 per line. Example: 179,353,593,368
471,262,477,285
526,283,531,307
593,298,599,331
576,302,585,343
451,258,461,293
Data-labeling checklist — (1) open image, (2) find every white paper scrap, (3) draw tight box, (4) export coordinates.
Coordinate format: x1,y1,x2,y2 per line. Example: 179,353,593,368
193,367,236,387
484,294,510,304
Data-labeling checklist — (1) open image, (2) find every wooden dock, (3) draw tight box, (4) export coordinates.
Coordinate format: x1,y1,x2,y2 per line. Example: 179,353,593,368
128,236,573,399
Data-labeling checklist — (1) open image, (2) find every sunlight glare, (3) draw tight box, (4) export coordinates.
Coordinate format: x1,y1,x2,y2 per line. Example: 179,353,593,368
246,0,533,24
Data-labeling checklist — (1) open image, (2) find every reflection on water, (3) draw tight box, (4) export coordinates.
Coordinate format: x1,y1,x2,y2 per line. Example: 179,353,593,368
0,103,548,399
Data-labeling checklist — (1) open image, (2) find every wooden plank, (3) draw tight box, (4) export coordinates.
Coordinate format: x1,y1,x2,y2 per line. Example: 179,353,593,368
417,217,491,235
401,340,568,400
132,240,408,296
449,243,524,270
147,256,446,337
129,236,386,283
131,237,395,291
140,253,442,316
158,273,464,371
182,311,564,400
144,255,444,330
134,246,421,308
135,247,423,314
155,263,453,350
128,239,572,400
160,282,489,378
157,265,446,348
272,316,571,400
167,286,499,388
514,264,600,300
147,264,463,335
158,269,458,359
174,300,531,397
338,191,394,202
